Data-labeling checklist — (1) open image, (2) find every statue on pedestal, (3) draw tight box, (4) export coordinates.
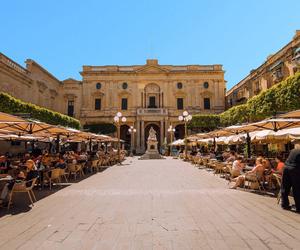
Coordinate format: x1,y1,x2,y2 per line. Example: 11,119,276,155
148,127,157,141
139,126,164,160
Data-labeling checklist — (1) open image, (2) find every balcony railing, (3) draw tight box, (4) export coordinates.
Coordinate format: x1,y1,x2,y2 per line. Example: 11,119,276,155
137,108,168,116
0,53,29,75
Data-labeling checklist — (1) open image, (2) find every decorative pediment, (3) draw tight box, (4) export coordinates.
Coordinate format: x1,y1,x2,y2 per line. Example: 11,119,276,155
201,90,213,97
144,83,160,93
63,93,77,100
136,65,169,73
173,90,187,97
118,90,131,97
91,91,105,97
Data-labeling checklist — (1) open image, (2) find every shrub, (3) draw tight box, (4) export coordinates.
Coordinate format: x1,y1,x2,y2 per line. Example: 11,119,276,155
191,72,300,129
188,114,220,131
0,92,80,129
83,123,116,134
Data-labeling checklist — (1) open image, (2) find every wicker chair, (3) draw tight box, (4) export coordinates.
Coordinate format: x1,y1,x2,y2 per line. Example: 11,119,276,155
47,169,61,190
91,160,99,172
68,163,81,180
244,172,265,192
7,177,38,210
59,168,69,183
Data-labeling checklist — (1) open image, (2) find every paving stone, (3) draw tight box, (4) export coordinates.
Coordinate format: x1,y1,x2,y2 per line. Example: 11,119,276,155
0,157,300,249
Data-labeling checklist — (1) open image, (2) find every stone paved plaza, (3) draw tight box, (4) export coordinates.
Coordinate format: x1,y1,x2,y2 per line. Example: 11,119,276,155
0,158,300,250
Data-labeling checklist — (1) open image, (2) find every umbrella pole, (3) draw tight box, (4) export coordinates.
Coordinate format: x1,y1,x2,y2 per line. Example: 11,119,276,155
213,137,216,153
56,135,60,153
246,132,251,158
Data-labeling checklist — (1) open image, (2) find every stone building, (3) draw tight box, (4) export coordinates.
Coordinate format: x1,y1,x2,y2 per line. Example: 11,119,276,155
0,53,225,153
226,30,300,108
0,53,67,113
76,59,225,153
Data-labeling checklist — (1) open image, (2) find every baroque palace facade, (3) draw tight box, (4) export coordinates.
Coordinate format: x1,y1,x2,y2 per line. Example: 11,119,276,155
0,55,225,153
226,30,300,108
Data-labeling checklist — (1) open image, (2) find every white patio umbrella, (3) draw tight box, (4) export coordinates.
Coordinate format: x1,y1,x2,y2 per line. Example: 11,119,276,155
171,139,184,146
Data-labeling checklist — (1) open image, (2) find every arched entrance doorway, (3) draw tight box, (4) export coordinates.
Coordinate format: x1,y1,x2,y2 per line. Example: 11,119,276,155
175,124,185,140
120,125,131,150
145,123,160,151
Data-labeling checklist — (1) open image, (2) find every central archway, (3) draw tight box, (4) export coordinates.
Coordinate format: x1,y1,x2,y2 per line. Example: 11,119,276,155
144,123,160,151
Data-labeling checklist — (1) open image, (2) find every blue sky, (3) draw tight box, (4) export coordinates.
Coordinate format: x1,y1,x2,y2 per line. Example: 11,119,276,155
1,0,300,90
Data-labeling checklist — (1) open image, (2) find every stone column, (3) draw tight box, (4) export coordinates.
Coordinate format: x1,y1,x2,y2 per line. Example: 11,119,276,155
160,120,164,148
141,120,145,152
165,119,169,143
136,119,140,151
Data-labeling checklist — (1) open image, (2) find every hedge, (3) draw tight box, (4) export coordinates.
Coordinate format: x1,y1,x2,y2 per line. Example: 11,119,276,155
191,72,300,129
83,123,116,134
188,114,220,132
0,92,81,129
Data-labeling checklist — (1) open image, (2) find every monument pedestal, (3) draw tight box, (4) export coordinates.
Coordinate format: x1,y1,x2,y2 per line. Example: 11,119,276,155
139,127,165,160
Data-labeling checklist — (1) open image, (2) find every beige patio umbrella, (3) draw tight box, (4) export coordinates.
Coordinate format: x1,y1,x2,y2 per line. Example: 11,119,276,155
0,120,72,135
0,112,26,122
279,109,300,118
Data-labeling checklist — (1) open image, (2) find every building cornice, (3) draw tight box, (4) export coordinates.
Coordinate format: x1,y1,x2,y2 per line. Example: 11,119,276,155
226,31,300,96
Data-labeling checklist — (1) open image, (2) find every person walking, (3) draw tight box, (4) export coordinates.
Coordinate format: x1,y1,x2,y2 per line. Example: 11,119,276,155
281,146,300,212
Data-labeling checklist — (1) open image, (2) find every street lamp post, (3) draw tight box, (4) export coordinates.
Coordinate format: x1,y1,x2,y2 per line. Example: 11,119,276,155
113,112,127,164
128,126,136,157
167,125,175,156
178,111,192,160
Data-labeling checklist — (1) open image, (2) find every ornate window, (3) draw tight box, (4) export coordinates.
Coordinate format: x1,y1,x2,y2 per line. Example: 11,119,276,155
204,98,210,110
95,98,101,110
177,98,184,110
121,98,128,110
67,100,74,117
122,82,128,89
177,82,183,89
203,82,209,89
96,82,102,89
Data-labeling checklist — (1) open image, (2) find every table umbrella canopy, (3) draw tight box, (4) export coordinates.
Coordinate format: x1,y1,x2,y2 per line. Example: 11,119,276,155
279,109,300,118
0,134,45,141
239,118,300,132
171,139,184,146
0,112,27,122
197,138,214,145
251,126,300,143
0,120,73,135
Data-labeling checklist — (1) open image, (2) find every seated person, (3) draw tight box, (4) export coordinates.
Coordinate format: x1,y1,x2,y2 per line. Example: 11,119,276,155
230,156,244,178
273,156,285,174
41,152,51,167
226,151,237,163
215,150,223,161
209,150,216,159
222,151,230,161
78,151,88,162
230,157,265,189
265,156,285,189
0,159,38,206
55,158,67,169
